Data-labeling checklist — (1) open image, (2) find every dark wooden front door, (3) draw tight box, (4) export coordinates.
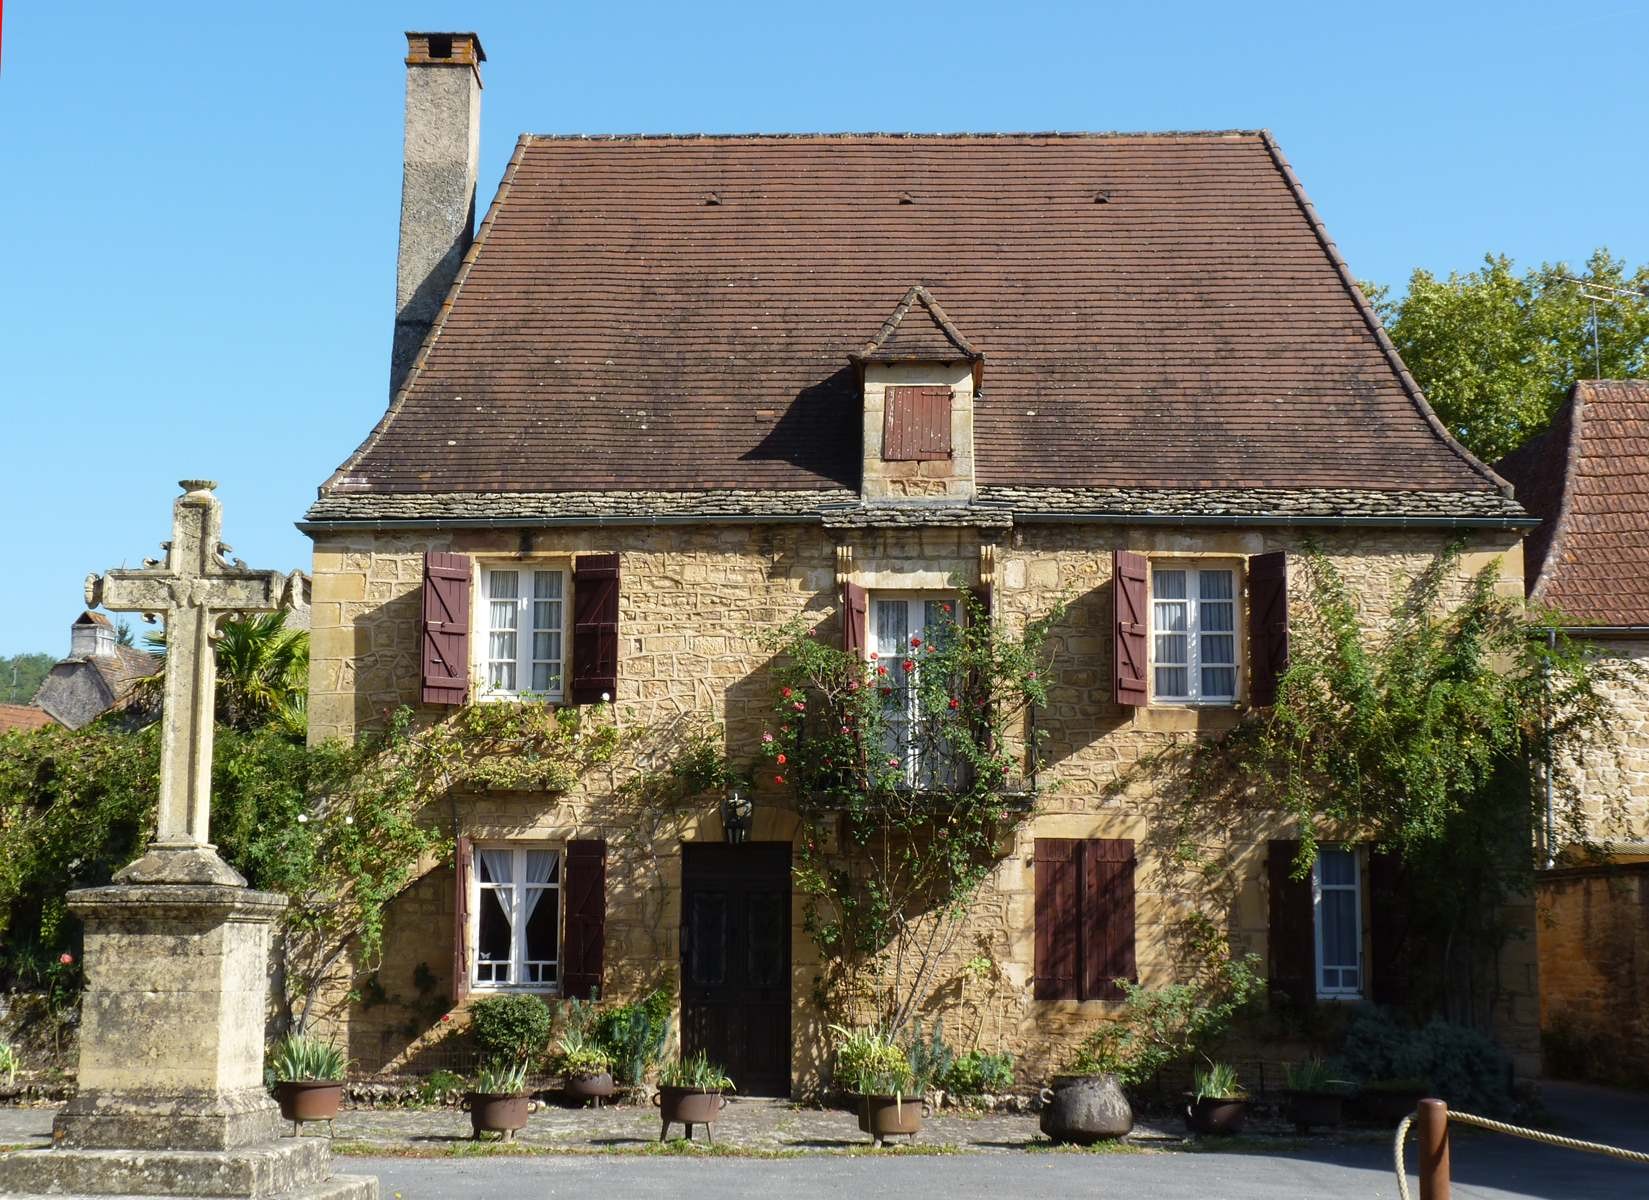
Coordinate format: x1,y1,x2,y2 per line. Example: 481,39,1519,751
680,842,792,1096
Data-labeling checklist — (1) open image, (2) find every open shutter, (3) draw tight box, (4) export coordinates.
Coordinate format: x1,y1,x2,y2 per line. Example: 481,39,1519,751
1084,839,1136,1001
561,839,607,1000
1267,839,1316,1009
451,835,471,1004
1113,550,1149,707
422,552,471,705
1033,838,1080,1001
571,554,620,704
1248,551,1289,706
1368,849,1411,1008
969,583,994,755
841,581,868,658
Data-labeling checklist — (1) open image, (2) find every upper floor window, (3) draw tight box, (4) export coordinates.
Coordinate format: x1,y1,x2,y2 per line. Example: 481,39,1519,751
870,592,960,788
474,844,561,990
482,566,565,698
1313,846,1362,999
1151,564,1237,703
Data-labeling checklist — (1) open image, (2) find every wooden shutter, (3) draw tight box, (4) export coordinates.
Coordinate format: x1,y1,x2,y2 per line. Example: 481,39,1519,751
1083,839,1137,1001
841,581,868,658
1267,839,1316,1009
883,386,953,461
1248,551,1289,706
570,554,620,704
1368,849,1411,1008
561,839,607,1000
452,835,472,1004
1112,550,1148,707
1033,838,1080,1001
421,552,471,705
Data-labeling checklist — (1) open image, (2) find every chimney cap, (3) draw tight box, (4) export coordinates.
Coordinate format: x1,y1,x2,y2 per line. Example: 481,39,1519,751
75,610,113,627
405,32,486,74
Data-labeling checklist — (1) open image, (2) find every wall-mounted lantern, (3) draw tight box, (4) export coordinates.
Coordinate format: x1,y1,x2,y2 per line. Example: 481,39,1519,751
721,782,754,844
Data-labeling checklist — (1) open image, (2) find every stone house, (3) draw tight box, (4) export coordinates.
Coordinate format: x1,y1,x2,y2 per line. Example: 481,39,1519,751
299,32,1540,1091
32,611,161,731
1496,378,1649,1086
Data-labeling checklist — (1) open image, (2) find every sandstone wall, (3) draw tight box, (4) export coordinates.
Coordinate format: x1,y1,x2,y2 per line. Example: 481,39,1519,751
1562,638,1649,848
305,522,1539,1085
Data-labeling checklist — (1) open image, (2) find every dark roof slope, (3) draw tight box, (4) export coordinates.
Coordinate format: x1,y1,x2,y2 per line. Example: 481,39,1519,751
1496,379,1649,625
316,131,1507,516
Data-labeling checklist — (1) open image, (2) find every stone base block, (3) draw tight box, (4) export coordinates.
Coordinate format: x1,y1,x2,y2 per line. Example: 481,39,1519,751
0,1139,375,1200
55,1086,283,1151
0,1178,376,1200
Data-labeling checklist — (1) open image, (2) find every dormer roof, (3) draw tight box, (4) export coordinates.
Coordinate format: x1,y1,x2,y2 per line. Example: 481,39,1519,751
850,285,981,364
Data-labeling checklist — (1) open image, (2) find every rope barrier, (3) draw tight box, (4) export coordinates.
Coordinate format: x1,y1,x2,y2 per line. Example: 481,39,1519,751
1393,1105,1649,1200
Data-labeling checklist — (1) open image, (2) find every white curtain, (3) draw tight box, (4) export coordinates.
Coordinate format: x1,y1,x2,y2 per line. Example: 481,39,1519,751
521,850,558,924
480,848,516,932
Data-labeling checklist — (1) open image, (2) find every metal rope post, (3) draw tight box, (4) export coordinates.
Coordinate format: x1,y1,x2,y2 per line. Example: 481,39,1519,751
1418,1098,1451,1200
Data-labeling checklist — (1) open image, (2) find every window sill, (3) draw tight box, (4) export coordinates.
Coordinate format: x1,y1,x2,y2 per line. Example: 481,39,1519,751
1314,991,1363,1003
474,692,566,706
1130,705,1244,734
471,983,561,996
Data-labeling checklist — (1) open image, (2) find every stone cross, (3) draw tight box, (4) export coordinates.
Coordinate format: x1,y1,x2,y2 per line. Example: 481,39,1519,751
85,480,287,886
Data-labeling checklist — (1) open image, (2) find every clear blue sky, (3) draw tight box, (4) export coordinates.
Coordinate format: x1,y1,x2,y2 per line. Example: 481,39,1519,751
2,1,1645,657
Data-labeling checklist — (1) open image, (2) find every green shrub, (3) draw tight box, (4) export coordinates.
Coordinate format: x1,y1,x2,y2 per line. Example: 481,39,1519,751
468,994,553,1064
905,1019,954,1094
943,1049,1015,1095
1339,1008,1514,1115
416,1069,464,1105
0,1043,18,1086
268,1035,346,1083
831,1025,912,1095
591,987,673,1085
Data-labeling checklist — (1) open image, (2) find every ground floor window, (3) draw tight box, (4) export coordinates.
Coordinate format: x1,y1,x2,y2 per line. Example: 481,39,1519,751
1312,846,1362,998
474,845,561,990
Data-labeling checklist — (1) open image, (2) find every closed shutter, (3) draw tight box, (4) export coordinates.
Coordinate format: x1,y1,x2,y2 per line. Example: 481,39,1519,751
561,839,607,999
1267,839,1316,1009
1368,849,1411,1008
422,552,471,705
883,386,953,461
1033,838,1080,1001
1113,550,1149,707
452,835,472,1004
570,554,620,704
1248,551,1289,706
1084,839,1137,1001
841,581,868,658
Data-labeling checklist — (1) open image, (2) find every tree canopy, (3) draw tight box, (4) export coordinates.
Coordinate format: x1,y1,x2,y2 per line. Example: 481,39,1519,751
1369,249,1649,463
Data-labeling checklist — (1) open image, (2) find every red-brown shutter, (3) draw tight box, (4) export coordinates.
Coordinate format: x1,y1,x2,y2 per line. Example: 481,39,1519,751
1248,551,1289,706
1083,839,1137,1001
452,835,472,1004
422,551,471,705
1368,849,1411,1008
571,554,620,705
841,581,868,658
1113,550,1149,707
1033,838,1080,1001
561,839,606,1000
1267,839,1316,1009
883,386,953,461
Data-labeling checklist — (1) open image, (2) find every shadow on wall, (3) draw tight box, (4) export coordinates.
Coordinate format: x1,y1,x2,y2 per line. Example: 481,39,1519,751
1033,576,1131,776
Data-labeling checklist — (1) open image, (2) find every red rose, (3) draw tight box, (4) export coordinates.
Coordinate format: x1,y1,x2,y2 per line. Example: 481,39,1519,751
782,687,793,698
948,697,960,710
911,636,922,648
776,753,787,765
775,775,786,785
902,659,916,672
441,1013,452,1023
59,953,74,966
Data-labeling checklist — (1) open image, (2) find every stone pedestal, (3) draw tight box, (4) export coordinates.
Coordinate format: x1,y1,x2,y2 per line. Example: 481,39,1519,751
0,883,375,1200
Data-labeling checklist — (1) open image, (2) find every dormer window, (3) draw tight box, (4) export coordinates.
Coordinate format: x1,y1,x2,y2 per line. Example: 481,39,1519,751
883,386,953,461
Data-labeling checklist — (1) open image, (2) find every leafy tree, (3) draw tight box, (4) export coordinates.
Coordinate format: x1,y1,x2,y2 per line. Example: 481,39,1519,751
1368,249,1649,462
1,654,54,705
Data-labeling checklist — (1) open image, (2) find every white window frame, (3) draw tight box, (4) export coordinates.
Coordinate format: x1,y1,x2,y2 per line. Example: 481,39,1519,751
867,591,962,790
478,563,567,701
471,843,562,994
1148,561,1240,705
1312,845,1364,1000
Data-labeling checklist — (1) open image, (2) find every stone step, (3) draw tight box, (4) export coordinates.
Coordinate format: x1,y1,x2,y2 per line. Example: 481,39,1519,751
0,1138,345,1198
0,1179,377,1200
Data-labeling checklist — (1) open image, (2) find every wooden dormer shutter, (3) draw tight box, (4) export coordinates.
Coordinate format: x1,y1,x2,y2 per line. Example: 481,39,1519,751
571,554,620,704
1112,550,1148,707
1248,551,1289,706
422,551,471,706
883,386,953,461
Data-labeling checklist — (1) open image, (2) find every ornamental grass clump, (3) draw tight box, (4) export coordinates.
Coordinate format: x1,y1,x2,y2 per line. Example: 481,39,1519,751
658,1050,734,1092
1284,1057,1349,1094
550,1029,614,1078
268,1035,346,1083
472,1058,528,1096
1192,1060,1247,1103
831,1025,913,1096
0,1043,18,1087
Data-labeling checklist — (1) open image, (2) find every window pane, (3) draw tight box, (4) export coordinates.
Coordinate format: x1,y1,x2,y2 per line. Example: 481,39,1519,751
524,887,559,968
874,599,909,661
477,889,513,983
1201,633,1235,665
1321,889,1358,970
1153,569,1187,600
489,570,520,601
1319,848,1355,886
532,571,562,600
687,892,728,987
1202,666,1236,697
1155,632,1187,665
1156,665,1188,696
1199,570,1234,601
1200,601,1234,633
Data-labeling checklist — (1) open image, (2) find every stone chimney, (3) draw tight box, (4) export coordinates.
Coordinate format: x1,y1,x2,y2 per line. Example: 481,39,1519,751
69,611,117,659
390,32,485,398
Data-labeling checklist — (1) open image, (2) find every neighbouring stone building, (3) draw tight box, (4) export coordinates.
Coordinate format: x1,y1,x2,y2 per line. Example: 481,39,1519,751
299,32,1542,1092
32,611,160,731
1497,378,1649,1087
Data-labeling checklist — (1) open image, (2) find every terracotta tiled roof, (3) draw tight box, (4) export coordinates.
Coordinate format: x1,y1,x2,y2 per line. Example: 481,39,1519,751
0,703,55,733
853,285,980,363
1495,379,1649,625
315,131,1508,516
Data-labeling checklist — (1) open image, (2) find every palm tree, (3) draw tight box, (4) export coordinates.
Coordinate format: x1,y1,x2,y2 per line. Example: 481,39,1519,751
142,611,308,734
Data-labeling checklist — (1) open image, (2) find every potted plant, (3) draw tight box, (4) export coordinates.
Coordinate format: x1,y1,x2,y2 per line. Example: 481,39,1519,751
1357,1076,1431,1124
832,1026,931,1146
552,1030,616,1107
1040,1025,1134,1144
268,1035,347,1133
653,1050,734,1143
1283,1057,1349,1132
1185,1060,1250,1135
464,1058,530,1141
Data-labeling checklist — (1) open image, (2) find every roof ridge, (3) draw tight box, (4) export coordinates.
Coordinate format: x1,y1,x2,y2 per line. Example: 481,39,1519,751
518,129,1267,143
852,284,981,362
1258,131,1515,499
1529,384,1587,603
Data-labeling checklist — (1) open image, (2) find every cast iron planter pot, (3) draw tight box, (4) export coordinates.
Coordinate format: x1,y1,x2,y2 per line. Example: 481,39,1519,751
564,1071,616,1107
1038,1074,1133,1144
1284,1089,1346,1133
1185,1094,1250,1136
465,1091,530,1141
655,1086,728,1143
858,1094,931,1146
273,1080,344,1132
